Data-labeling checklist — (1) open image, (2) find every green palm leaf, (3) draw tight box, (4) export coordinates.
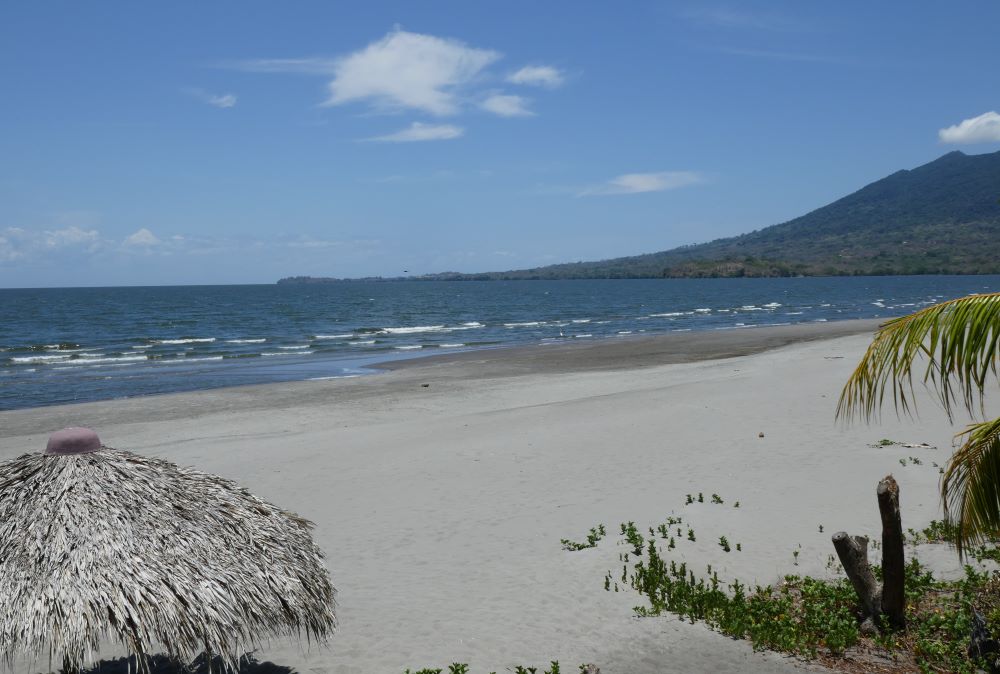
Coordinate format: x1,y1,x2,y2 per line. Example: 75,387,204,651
837,292,1000,422
838,292,1000,553
942,417,1000,554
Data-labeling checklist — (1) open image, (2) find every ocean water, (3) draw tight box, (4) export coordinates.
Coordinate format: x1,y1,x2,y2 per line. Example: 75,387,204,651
2,276,999,411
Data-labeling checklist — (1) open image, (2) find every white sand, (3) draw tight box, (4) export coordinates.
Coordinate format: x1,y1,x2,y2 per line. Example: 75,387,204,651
0,324,972,673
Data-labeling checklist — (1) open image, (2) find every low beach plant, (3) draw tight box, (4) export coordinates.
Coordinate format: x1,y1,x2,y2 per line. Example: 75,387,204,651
405,663,571,674
560,524,606,551
588,510,1000,672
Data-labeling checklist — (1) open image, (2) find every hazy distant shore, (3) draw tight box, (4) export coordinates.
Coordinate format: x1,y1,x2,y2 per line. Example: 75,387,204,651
1,316,966,673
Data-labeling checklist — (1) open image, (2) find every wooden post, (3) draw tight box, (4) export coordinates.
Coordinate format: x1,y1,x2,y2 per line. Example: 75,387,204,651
878,475,906,630
831,532,881,619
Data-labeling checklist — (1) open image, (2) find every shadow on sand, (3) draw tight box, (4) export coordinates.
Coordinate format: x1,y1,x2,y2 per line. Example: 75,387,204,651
75,654,294,674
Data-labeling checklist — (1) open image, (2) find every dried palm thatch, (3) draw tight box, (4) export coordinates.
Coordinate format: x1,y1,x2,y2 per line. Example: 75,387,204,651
0,430,336,673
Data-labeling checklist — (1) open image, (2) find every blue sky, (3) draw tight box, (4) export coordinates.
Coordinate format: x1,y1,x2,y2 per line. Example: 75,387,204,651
2,1,999,287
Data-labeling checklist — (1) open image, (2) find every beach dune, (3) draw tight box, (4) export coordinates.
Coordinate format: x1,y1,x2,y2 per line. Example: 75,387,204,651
0,321,967,673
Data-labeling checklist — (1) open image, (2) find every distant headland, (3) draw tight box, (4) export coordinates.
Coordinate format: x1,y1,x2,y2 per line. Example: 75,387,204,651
279,150,1000,284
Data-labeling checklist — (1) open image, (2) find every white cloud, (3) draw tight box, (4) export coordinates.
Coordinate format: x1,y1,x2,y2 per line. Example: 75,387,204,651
0,225,102,261
207,93,237,108
324,29,501,116
43,226,101,249
124,228,161,247
185,88,238,108
579,171,705,196
367,122,464,142
507,65,564,88
480,94,534,117
939,111,1000,144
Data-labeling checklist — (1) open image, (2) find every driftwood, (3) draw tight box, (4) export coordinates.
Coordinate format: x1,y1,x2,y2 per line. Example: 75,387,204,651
877,475,906,629
831,474,906,631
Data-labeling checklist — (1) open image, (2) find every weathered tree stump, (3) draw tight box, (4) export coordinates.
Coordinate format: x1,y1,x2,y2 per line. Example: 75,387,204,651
831,474,907,631
877,475,906,629
969,609,1000,674
831,532,880,620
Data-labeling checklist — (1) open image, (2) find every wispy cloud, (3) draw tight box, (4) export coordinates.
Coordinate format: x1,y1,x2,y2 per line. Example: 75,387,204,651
185,88,238,108
683,7,801,31
507,65,564,88
939,111,1000,144
227,58,337,75
0,224,386,264
366,122,464,142
579,171,705,197
206,93,237,108
710,46,844,64
481,93,533,117
322,29,500,116
0,225,102,262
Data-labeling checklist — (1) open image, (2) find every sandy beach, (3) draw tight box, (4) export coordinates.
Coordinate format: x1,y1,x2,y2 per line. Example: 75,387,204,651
0,319,972,673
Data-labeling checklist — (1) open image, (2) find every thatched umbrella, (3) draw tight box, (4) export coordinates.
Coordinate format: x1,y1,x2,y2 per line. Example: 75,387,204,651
0,428,336,673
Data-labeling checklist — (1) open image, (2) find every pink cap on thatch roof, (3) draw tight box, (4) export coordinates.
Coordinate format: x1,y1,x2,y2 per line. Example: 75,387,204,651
45,427,101,455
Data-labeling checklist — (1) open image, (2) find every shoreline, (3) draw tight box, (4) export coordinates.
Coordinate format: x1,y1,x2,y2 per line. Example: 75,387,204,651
0,316,968,673
0,318,885,434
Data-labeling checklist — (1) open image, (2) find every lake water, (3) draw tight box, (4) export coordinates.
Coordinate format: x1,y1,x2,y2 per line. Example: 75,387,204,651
2,276,998,410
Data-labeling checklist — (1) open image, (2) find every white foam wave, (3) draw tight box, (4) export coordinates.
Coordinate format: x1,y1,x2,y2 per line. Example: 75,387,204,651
278,345,311,350
617,330,633,335
58,355,149,365
180,356,224,362
380,325,445,334
439,343,465,348
11,354,71,364
649,312,684,318
226,338,267,344
155,338,216,345
262,351,314,357
575,333,592,338
395,345,423,350
763,302,782,308
694,308,712,313
308,375,361,381
131,345,153,349
313,334,353,340
504,321,542,327
445,322,485,331
571,319,591,324
349,340,376,346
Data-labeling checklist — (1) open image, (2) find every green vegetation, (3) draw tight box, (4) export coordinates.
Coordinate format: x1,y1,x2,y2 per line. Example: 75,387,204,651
404,664,574,674
557,482,1000,673
838,291,1000,554
560,524,606,551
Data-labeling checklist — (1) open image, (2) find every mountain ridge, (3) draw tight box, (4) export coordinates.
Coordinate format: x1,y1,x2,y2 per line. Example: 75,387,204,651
279,149,1000,283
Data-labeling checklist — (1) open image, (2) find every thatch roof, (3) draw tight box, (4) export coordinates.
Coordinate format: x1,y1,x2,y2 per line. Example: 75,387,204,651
0,446,336,673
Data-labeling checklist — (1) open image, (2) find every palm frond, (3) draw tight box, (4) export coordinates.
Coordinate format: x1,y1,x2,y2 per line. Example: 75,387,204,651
942,417,1000,555
837,292,1000,422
